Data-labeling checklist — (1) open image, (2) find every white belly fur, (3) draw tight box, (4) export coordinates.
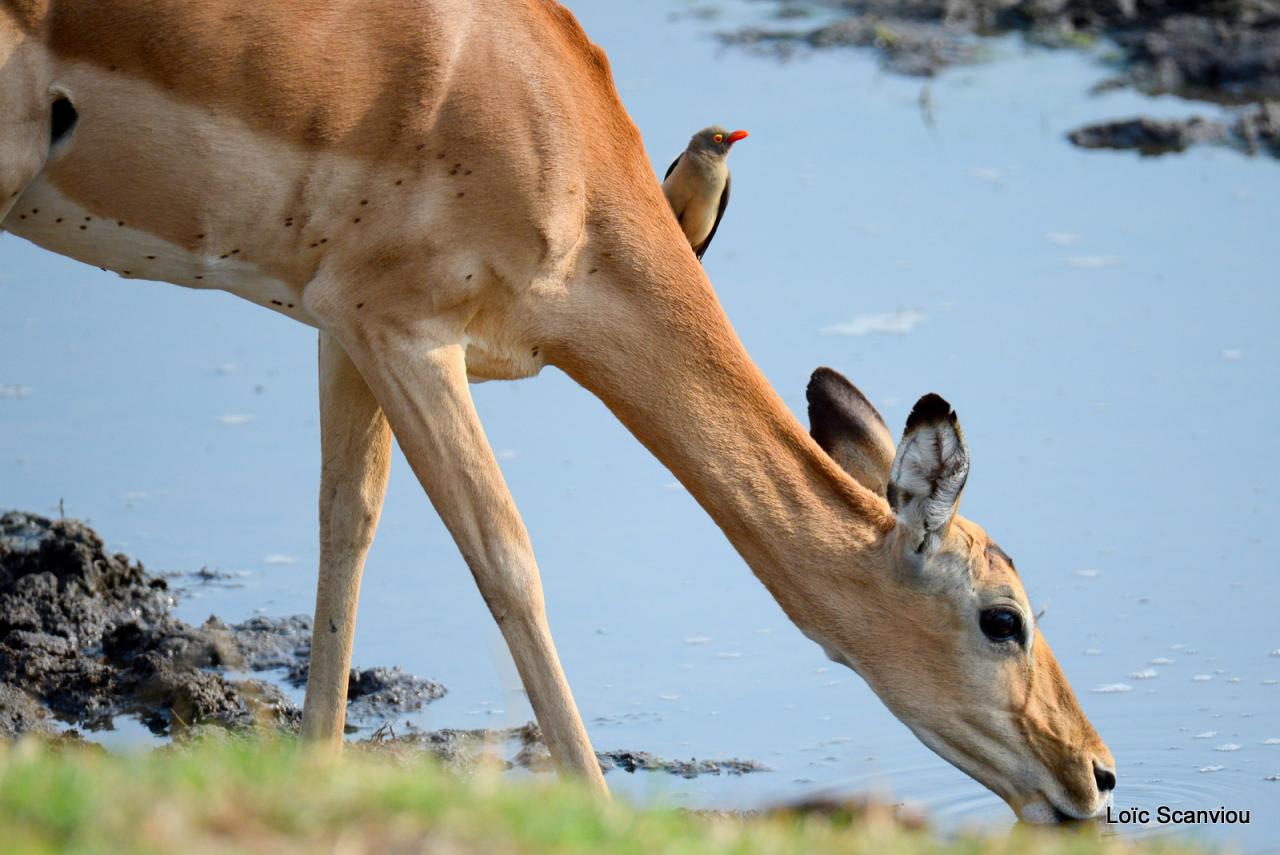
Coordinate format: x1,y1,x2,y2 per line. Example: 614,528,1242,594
4,179,312,324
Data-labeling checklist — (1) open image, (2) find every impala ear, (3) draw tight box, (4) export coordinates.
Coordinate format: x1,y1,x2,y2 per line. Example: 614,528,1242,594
807,367,895,495
887,393,969,557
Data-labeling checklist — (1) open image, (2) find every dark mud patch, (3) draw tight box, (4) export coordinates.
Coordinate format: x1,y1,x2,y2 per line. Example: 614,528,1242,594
359,720,770,779
721,0,1280,158
1067,102,1280,155
722,0,1280,99
0,511,443,739
1,511,767,778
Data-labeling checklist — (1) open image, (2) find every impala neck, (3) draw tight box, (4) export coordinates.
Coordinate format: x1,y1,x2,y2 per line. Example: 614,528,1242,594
552,236,893,623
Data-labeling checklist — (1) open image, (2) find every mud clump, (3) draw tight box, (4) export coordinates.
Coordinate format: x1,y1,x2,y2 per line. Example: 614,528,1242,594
0,511,444,739
722,0,1280,100
1,511,767,780
1067,103,1280,156
361,720,771,779
722,0,1280,158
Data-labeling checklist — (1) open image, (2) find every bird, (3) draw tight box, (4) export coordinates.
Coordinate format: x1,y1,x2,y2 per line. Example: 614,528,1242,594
662,125,748,261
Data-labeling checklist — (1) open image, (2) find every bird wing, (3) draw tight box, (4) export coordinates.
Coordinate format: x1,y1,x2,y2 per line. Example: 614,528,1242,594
693,172,730,261
664,153,683,181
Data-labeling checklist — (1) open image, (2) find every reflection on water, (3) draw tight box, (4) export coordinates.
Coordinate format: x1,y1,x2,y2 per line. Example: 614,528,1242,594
1,0,1277,849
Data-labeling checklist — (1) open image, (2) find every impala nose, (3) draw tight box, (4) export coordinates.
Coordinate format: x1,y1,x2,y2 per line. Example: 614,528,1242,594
1094,762,1117,793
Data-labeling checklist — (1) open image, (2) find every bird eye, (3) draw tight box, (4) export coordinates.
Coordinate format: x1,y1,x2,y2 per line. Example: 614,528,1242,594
713,133,724,143
979,607,1023,644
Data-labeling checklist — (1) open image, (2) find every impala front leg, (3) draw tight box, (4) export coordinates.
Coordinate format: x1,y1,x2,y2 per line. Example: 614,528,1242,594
301,331,392,748
309,290,606,792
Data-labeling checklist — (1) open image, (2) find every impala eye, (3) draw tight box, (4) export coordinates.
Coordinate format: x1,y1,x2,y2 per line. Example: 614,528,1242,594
979,607,1023,643
713,133,724,143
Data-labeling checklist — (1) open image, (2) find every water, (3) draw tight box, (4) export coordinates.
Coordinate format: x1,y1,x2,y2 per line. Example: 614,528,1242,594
2,0,1278,850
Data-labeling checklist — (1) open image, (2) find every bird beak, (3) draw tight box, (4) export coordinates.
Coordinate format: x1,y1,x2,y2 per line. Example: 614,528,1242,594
727,129,749,144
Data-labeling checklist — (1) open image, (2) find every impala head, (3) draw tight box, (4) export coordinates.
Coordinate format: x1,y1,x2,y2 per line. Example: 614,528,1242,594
805,367,1114,823
0,1,64,223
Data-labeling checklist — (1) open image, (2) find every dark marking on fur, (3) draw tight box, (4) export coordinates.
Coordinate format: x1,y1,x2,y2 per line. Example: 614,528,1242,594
356,302,365,309
987,542,1016,571
146,255,155,260
904,393,955,434
329,618,338,633
49,97,78,147
456,191,465,197
270,300,282,306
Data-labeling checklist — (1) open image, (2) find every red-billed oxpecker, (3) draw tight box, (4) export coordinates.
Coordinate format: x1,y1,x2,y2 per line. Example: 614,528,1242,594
662,126,748,261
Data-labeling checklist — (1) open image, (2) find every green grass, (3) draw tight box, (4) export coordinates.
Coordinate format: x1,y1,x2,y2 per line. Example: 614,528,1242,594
0,738,1213,855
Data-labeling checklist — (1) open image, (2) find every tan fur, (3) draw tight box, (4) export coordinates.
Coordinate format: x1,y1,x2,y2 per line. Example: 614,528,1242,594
0,0,1112,819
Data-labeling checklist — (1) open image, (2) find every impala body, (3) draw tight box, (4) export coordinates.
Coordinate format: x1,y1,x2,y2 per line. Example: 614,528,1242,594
0,0,1114,822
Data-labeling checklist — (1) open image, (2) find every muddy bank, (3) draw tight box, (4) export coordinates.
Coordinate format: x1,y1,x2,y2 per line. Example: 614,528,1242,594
1067,102,1280,155
723,0,1280,99
0,511,767,779
360,720,769,779
0,511,443,739
721,0,1280,157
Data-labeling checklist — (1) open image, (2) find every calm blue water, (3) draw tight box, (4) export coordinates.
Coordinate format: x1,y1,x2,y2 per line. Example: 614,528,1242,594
2,1,1278,850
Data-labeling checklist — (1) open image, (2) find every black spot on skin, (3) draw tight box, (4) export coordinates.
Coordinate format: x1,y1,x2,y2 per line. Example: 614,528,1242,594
284,220,293,227
79,225,86,230
450,168,459,176
395,179,403,186
31,209,37,214
196,233,205,240
55,218,63,223
356,302,365,309
464,169,472,175
360,199,368,206
328,618,338,633
465,274,472,281
319,238,328,244
456,191,464,198
286,303,294,309
531,346,540,357
270,300,282,306
231,249,240,255
117,221,124,227
589,267,598,274
122,270,130,275
219,253,229,259
195,275,203,280
437,152,445,159
309,242,319,248
353,218,361,223
49,97,77,147
84,217,91,222
146,255,155,260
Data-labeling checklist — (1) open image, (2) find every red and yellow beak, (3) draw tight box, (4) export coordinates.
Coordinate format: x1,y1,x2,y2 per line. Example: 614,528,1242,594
727,129,749,144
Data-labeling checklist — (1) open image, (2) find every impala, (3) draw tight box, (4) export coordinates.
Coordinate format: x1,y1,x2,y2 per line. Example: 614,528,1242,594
0,0,1115,822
